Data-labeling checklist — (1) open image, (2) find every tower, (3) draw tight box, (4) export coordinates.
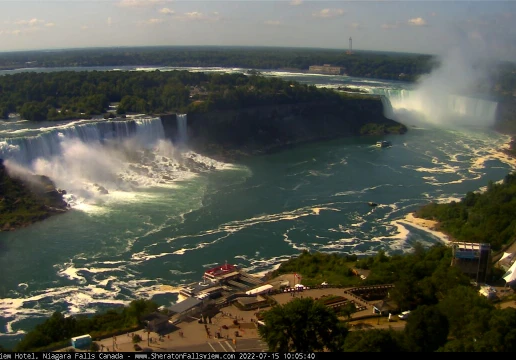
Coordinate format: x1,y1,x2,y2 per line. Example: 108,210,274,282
347,37,353,54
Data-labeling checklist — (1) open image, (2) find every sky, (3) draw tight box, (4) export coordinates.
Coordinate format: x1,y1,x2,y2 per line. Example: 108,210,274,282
0,0,515,58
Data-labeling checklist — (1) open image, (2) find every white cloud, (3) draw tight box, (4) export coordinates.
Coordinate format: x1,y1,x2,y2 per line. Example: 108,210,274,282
290,0,303,5
143,18,164,24
45,23,55,27
313,9,345,18
382,23,399,30
15,18,44,26
264,20,281,26
159,7,174,15
118,0,172,8
349,22,361,29
408,17,427,26
176,12,220,21
184,12,207,20
0,28,39,36
81,25,89,30
107,17,112,26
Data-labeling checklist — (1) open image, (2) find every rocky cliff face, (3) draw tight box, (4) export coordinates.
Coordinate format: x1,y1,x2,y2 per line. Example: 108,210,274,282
0,159,69,231
161,98,406,160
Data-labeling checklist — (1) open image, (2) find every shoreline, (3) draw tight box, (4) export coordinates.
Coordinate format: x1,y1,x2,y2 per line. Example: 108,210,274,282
397,134,516,245
396,212,452,244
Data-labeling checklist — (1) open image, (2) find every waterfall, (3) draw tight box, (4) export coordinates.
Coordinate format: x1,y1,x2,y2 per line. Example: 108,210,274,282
369,87,498,126
176,114,188,145
0,117,165,167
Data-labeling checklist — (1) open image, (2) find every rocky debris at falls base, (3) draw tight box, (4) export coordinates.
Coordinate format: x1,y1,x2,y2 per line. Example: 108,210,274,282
0,159,69,232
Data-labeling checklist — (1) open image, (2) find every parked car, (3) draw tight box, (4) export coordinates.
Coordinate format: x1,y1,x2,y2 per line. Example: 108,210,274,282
398,311,411,320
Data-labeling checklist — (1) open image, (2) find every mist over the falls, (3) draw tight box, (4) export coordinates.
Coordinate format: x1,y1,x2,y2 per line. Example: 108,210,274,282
380,29,501,128
1,117,225,208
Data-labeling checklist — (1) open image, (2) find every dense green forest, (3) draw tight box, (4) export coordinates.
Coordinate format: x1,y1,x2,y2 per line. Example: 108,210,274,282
0,70,364,121
415,172,516,251
0,46,435,81
261,247,515,352
13,299,158,352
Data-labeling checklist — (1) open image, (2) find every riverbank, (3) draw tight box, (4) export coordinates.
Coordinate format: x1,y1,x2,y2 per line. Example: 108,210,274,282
396,135,516,245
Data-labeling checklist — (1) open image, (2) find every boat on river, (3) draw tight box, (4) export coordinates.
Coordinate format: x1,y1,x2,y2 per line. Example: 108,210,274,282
376,140,392,148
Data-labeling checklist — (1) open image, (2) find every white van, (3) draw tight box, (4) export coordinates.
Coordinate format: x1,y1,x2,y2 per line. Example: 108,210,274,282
398,310,411,320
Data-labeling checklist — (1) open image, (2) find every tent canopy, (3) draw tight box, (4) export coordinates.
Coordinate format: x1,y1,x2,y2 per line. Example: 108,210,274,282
500,252,514,262
503,260,516,283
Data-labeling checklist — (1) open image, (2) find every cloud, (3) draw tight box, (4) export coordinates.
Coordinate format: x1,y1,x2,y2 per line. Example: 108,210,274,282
408,17,427,26
159,7,174,15
382,23,399,30
312,8,345,18
0,28,39,36
264,20,281,26
15,18,44,26
430,12,437,17
290,0,303,5
45,23,55,27
175,12,220,21
349,22,362,30
107,17,112,26
118,0,172,8
81,25,89,30
140,18,164,25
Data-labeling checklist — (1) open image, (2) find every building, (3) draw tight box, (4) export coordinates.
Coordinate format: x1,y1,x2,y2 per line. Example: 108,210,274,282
372,299,399,315
143,312,171,333
71,334,92,349
308,64,344,75
245,284,273,296
451,242,492,283
204,263,240,283
234,295,269,310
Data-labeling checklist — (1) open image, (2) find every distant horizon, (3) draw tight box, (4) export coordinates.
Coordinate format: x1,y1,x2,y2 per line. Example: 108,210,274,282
0,44,435,57
0,1,514,61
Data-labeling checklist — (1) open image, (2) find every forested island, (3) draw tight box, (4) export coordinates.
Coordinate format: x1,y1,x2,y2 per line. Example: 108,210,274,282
0,69,406,125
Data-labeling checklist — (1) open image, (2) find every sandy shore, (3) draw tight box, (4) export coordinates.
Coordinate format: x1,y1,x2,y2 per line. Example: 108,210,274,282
396,212,451,243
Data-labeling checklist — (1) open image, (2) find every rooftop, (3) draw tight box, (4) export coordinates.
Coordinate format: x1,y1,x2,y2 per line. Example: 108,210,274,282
204,263,238,278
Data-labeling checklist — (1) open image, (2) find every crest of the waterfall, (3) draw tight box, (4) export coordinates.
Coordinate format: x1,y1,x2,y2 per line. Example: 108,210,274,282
370,87,498,128
176,114,188,146
0,118,165,168
0,117,171,203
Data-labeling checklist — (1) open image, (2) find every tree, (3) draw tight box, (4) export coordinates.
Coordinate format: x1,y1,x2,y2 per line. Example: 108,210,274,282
403,305,449,352
89,342,100,352
342,329,404,352
437,286,494,340
340,302,356,320
473,307,516,352
132,334,142,344
258,297,347,352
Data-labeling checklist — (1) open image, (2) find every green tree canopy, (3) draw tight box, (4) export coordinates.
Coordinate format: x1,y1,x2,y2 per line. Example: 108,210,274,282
258,297,347,352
